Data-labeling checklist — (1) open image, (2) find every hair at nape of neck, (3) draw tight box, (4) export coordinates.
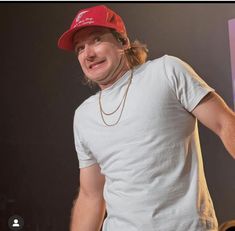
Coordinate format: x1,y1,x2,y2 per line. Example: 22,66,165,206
110,30,149,69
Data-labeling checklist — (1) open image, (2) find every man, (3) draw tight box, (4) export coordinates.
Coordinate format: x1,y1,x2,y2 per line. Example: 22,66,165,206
58,5,235,231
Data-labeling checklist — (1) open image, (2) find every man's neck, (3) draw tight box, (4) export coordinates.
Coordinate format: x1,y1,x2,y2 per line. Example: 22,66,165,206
99,67,130,90
98,55,130,90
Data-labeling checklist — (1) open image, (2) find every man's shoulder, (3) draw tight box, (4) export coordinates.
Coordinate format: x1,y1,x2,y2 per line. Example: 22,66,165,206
134,55,182,78
150,55,194,77
163,55,192,71
74,93,97,117
146,54,182,69
150,54,183,66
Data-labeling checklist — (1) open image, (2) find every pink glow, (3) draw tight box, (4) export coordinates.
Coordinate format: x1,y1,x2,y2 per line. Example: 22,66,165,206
228,19,235,109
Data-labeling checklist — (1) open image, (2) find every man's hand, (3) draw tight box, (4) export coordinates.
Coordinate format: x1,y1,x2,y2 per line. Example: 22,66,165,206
70,163,106,231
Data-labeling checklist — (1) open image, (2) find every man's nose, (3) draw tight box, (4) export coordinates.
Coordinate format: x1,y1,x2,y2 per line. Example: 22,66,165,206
84,44,96,59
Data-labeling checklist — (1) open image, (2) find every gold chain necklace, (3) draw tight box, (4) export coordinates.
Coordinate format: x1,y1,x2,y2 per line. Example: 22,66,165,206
99,69,133,126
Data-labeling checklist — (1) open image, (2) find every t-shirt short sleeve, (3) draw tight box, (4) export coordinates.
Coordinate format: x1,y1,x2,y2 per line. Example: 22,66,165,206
73,110,97,169
163,55,215,112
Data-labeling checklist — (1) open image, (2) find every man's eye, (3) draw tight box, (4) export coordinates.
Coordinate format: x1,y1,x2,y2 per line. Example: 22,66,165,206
94,36,101,43
75,46,84,54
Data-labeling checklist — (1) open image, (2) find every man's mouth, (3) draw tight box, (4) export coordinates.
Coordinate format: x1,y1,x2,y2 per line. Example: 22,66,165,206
89,60,106,69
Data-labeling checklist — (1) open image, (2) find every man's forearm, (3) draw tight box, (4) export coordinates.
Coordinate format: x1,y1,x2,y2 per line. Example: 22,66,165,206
70,193,106,231
220,111,235,159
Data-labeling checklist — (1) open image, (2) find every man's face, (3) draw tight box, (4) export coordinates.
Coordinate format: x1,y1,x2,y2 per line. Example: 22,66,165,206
73,26,128,88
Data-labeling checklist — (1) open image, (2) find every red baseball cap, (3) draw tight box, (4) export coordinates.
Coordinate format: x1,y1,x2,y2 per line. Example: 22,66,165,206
58,5,127,51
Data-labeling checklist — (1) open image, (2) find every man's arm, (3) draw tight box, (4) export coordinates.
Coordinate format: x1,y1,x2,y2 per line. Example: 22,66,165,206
70,163,106,231
192,91,235,159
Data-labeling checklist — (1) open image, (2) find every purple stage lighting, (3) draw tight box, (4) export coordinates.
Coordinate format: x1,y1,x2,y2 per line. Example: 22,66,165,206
228,18,235,109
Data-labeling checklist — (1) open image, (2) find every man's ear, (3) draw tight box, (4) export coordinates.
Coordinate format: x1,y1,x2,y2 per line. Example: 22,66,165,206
119,36,130,50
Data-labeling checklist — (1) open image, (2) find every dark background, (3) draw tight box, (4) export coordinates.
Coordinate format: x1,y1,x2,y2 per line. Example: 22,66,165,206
1,2,235,230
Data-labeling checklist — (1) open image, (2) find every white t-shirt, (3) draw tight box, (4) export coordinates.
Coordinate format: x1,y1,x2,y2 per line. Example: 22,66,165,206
73,55,218,231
